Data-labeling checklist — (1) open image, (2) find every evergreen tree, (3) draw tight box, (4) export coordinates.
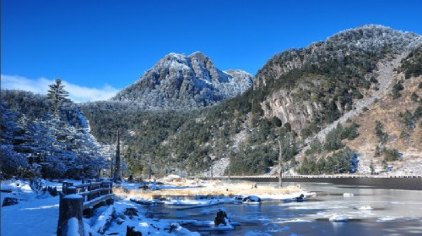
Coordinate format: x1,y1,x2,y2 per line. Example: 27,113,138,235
113,130,121,181
47,79,70,115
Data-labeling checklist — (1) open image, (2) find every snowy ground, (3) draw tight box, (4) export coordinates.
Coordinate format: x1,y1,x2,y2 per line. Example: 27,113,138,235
1,178,308,236
0,179,203,236
1,179,63,236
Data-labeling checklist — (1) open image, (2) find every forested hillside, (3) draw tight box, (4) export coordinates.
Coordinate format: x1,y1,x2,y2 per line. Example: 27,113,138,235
1,90,107,179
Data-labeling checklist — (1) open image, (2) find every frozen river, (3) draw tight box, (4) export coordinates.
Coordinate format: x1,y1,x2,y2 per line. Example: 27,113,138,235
144,182,422,235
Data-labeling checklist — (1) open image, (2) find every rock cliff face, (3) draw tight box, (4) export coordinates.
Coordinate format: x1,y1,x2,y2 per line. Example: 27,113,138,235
261,90,323,132
112,52,252,110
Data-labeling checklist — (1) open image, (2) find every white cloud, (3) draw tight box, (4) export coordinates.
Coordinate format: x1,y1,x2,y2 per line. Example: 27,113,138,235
1,74,120,103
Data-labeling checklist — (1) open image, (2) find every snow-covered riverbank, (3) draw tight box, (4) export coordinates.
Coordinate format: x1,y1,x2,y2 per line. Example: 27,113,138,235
1,178,309,236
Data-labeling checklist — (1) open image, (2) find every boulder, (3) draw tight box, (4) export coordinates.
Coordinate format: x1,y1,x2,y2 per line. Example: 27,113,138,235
126,226,142,236
296,194,305,202
124,207,139,217
47,186,58,196
2,197,18,207
243,195,261,203
214,209,228,226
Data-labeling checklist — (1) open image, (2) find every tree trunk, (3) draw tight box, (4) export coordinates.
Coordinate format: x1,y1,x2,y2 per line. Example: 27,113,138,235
278,139,283,188
210,162,213,179
148,155,152,180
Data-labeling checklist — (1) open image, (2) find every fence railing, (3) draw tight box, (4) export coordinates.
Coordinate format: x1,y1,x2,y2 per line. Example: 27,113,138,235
57,180,114,236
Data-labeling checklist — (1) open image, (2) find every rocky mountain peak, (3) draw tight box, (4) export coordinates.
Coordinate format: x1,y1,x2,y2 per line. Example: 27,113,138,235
112,52,252,110
189,51,209,61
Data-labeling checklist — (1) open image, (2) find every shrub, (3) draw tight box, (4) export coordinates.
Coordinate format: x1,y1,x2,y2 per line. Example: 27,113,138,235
399,110,415,130
374,121,388,144
370,76,378,84
0,145,31,178
391,82,404,99
399,46,422,79
324,124,344,151
414,105,422,120
411,92,419,103
271,117,282,127
305,140,323,155
298,147,357,174
383,148,401,162
341,122,360,140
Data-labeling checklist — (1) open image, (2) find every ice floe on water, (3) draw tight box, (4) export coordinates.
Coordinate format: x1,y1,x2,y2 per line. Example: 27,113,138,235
329,214,349,222
286,201,349,210
276,218,313,224
377,216,400,222
343,192,354,197
357,205,373,210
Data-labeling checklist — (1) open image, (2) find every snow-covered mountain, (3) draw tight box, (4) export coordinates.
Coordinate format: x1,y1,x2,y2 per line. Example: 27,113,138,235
112,52,253,109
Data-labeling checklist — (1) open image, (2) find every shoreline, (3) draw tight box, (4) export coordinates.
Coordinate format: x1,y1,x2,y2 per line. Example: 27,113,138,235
114,179,308,201
204,176,422,190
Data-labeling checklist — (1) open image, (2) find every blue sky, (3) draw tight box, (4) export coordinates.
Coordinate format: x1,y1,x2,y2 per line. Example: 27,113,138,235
2,0,422,102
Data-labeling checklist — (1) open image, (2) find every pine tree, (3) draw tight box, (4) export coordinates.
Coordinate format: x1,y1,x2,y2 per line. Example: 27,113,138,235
47,79,70,115
113,130,121,181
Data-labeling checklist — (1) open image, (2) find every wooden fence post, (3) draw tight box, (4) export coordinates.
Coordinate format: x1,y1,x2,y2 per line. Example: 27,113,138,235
62,182,74,195
57,194,84,236
106,182,114,205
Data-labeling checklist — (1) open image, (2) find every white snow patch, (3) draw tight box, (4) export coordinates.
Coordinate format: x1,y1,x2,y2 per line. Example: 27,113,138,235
66,217,80,236
343,192,354,197
329,214,349,222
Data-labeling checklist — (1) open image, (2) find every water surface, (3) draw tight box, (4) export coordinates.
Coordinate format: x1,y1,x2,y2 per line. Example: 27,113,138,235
145,182,422,235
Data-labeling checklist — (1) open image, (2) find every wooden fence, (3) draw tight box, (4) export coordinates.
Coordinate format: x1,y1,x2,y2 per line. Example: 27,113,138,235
57,180,114,236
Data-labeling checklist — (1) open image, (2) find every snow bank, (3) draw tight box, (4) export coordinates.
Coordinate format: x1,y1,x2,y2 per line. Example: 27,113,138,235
1,179,202,236
0,179,32,193
105,200,201,236
66,217,80,236
92,205,115,234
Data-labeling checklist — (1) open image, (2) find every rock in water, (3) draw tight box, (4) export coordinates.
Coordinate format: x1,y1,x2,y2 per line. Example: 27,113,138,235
243,195,262,204
214,209,228,226
296,194,305,202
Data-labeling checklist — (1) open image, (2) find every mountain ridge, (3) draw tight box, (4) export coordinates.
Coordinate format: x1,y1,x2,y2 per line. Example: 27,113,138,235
112,52,253,110
79,25,422,177
255,24,421,88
